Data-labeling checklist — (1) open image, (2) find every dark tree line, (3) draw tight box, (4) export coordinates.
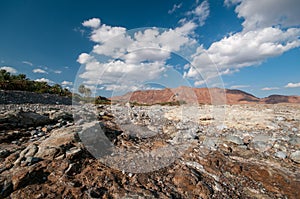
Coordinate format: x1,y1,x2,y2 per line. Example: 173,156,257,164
0,69,71,96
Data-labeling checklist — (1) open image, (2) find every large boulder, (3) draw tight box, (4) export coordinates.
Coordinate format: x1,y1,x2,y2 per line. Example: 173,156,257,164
0,110,51,130
35,126,81,160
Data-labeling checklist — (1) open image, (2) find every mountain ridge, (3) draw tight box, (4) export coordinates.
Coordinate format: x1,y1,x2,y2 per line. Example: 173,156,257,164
110,86,300,105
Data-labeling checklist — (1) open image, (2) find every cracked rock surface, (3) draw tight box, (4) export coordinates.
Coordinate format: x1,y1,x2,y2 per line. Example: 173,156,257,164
0,103,300,198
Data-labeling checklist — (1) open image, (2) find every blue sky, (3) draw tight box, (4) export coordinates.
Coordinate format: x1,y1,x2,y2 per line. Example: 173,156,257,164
0,0,299,98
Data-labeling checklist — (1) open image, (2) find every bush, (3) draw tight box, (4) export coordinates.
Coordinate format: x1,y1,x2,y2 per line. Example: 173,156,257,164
0,69,71,96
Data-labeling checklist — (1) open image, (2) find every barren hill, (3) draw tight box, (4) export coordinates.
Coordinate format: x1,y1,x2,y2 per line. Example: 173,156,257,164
111,86,300,104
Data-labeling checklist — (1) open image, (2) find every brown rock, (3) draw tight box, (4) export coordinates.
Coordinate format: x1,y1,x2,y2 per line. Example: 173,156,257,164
11,165,48,191
41,127,48,133
111,86,300,105
173,173,211,199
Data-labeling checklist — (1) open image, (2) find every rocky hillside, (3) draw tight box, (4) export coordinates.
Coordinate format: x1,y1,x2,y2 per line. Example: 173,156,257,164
111,86,300,105
0,90,72,105
261,94,300,104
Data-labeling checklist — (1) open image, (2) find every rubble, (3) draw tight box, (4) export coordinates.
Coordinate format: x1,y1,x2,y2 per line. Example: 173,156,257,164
0,103,299,198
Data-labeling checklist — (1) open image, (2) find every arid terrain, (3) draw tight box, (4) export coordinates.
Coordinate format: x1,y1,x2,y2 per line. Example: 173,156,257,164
2,0,300,198
111,87,300,105
0,90,300,198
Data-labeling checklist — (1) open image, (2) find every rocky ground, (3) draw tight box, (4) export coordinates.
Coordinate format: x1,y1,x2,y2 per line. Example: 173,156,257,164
0,102,300,198
0,90,72,105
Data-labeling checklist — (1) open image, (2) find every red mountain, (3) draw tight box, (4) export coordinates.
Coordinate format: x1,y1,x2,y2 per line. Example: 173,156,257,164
111,86,300,105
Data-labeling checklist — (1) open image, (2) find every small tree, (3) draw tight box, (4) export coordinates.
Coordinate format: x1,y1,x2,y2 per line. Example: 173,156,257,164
0,69,11,81
50,84,63,95
78,84,86,96
16,74,27,80
78,84,92,97
85,87,92,97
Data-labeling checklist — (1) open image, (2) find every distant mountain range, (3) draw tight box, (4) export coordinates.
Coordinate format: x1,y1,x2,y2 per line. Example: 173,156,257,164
110,86,300,105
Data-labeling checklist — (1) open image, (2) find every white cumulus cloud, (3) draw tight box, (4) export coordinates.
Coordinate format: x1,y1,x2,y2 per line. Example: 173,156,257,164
261,87,280,91
209,27,299,68
77,18,198,92
78,1,300,90
230,85,250,89
182,0,300,87
230,0,300,31
61,81,73,86
285,82,300,88
186,0,210,26
54,70,62,74
90,24,127,43
82,18,101,29
0,66,17,74
79,59,166,91
185,27,300,85
35,78,54,84
77,53,92,64
33,68,47,74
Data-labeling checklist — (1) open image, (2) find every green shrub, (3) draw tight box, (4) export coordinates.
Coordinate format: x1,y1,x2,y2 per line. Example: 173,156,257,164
0,69,71,96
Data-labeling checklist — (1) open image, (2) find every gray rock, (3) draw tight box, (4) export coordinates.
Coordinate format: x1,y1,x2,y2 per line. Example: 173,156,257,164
0,110,51,129
99,111,105,116
35,126,80,160
120,124,157,139
274,151,287,159
217,124,227,131
275,116,286,121
26,156,41,165
251,141,272,152
202,138,218,150
273,143,287,152
289,137,300,147
49,110,73,122
171,130,198,143
35,146,60,160
252,135,272,143
163,124,176,135
76,119,84,125
30,130,38,136
37,132,45,137
14,144,38,166
11,141,18,145
225,135,244,145
290,151,300,163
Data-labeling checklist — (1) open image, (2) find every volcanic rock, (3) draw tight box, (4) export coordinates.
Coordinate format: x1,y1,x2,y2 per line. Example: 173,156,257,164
0,103,300,198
